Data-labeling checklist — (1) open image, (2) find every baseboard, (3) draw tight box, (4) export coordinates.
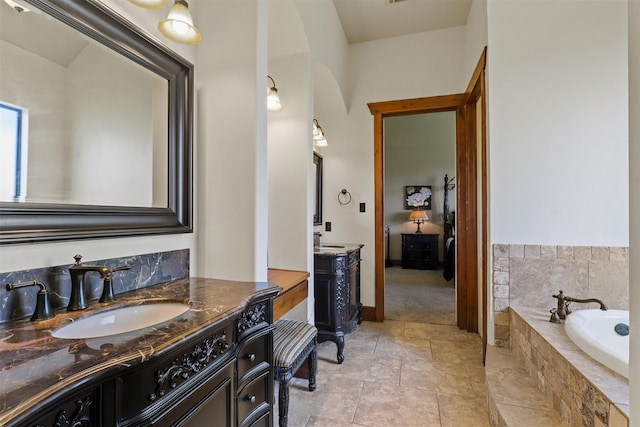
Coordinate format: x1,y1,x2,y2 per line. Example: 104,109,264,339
361,306,377,322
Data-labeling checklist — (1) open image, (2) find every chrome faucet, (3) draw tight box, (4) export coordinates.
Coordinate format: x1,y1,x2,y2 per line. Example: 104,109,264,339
551,290,607,321
67,255,120,311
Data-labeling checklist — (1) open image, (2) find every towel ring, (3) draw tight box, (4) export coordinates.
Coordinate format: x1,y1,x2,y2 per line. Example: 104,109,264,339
337,189,352,205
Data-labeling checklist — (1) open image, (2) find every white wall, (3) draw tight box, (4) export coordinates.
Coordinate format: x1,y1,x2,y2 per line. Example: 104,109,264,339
315,27,468,307
464,0,487,82
195,0,269,282
487,0,629,246
384,112,456,261
628,0,639,422
267,53,315,321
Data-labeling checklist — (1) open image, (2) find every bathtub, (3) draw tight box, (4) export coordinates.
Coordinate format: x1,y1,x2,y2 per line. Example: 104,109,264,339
564,309,629,378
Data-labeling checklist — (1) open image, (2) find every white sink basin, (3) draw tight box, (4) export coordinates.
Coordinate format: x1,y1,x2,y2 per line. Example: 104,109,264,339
52,302,190,339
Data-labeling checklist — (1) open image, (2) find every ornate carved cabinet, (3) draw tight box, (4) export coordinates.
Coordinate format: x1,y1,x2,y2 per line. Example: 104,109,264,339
314,245,362,364
9,283,278,427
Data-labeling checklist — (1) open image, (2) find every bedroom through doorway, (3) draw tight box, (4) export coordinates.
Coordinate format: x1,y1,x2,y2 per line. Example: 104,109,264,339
383,112,456,324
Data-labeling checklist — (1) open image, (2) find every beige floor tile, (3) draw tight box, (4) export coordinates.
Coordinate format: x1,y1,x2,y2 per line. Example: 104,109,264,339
282,268,491,427
306,416,370,426
353,382,441,427
438,392,491,427
404,322,461,341
430,339,484,364
401,358,475,396
332,352,402,384
358,319,405,337
374,334,433,360
278,376,364,425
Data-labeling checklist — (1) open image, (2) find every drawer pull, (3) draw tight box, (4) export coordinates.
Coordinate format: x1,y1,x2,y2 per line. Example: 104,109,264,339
246,395,256,404
246,353,256,362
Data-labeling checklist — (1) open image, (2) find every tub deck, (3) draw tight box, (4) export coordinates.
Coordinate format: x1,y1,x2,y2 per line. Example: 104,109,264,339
486,306,629,427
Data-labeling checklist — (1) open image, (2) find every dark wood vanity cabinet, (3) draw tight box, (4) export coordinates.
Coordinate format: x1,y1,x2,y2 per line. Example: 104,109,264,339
18,297,276,427
314,246,362,364
401,233,438,270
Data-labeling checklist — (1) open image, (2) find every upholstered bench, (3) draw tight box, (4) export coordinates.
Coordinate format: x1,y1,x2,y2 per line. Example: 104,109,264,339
273,319,318,427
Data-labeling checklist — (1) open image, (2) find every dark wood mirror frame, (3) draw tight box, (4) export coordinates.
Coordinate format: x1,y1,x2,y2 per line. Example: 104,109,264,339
313,152,323,225
0,0,193,244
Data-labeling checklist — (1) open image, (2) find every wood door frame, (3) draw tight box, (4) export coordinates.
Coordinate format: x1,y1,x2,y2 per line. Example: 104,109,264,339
367,49,487,335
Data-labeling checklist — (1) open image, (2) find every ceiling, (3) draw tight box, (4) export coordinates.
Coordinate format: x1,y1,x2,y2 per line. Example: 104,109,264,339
332,0,473,44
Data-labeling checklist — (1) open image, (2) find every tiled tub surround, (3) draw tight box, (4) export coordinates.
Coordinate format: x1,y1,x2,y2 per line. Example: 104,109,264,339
507,306,628,427
0,276,281,425
492,244,629,348
0,249,189,323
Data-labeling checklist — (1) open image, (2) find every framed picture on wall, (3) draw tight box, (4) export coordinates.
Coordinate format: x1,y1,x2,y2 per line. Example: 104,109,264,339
404,185,432,210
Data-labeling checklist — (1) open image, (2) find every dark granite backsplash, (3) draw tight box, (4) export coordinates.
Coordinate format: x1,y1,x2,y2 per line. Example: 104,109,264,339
0,249,189,323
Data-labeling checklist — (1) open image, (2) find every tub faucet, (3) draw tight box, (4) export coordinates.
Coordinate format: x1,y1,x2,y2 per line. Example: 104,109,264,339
67,254,112,311
551,290,607,321
564,295,608,311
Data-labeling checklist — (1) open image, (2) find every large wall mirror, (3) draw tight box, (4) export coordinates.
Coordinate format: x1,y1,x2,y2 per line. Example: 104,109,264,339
0,0,193,243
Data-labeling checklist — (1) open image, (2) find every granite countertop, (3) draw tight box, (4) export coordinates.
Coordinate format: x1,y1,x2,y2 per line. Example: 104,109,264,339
313,243,364,255
0,277,281,424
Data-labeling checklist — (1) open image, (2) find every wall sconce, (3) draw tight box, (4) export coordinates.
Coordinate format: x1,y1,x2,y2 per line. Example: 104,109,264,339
313,119,328,147
128,0,167,8
267,75,282,112
409,209,428,234
158,0,201,45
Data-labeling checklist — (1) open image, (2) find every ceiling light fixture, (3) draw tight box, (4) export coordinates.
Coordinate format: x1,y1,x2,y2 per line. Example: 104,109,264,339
158,0,201,45
128,0,168,9
267,76,283,112
313,119,328,147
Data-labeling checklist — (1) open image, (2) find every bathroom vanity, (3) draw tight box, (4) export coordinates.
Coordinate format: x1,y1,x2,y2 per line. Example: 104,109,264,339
0,278,281,427
313,244,363,364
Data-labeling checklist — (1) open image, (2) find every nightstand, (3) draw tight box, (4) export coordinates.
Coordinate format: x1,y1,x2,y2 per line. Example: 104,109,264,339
401,233,438,270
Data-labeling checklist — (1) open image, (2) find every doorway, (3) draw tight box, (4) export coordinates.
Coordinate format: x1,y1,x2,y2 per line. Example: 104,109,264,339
367,49,487,350
383,112,457,325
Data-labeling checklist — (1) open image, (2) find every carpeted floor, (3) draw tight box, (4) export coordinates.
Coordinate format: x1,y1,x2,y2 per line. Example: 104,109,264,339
384,266,455,325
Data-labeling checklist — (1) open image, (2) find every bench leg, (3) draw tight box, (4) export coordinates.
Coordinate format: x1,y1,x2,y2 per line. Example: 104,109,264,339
308,346,317,392
278,378,290,427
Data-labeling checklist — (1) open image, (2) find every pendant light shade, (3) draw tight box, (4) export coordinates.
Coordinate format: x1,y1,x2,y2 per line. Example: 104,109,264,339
128,0,167,9
158,0,201,45
267,76,282,112
313,119,328,147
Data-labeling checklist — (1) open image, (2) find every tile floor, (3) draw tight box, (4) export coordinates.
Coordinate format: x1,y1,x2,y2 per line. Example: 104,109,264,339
278,268,491,427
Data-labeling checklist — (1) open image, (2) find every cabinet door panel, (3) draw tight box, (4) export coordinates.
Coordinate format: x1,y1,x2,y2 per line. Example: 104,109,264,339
314,274,336,330
175,361,235,427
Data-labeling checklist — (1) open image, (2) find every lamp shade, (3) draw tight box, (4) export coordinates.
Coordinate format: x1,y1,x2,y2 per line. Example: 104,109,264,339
409,210,428,221
158,0,201,45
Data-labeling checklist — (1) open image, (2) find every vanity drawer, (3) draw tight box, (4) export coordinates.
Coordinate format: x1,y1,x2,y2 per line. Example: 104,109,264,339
117,321,234,423
237,328,271,386
237,371,271,427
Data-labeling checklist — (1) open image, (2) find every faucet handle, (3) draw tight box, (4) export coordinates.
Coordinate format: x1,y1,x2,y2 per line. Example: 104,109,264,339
74,254,83,264
99,264,130,303
6,280,55,321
